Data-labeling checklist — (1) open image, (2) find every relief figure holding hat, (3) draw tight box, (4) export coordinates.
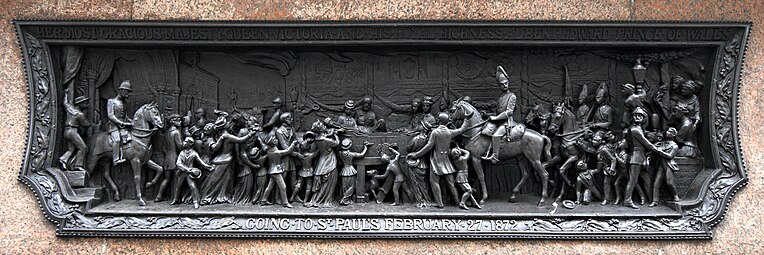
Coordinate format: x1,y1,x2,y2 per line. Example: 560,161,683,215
59,90,91,171
171,137,214,209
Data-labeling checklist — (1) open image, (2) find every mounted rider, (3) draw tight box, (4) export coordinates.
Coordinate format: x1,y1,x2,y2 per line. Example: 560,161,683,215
482,66,519,163
108,80,133,164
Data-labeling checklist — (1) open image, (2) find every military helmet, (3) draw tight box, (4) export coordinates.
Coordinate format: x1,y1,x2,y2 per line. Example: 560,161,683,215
118,80,132,91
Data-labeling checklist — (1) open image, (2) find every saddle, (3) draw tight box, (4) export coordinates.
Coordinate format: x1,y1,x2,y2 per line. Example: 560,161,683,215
506,124,526,142
109,129,133,149
480,121,526,142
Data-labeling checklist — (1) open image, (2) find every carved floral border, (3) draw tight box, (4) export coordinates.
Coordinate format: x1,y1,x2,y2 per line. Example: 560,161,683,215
13,21,750,239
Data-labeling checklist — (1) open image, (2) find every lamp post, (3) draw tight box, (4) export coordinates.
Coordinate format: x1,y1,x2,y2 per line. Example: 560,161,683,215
632,58,647,93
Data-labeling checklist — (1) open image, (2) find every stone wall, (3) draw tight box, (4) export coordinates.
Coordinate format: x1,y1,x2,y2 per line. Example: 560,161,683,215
1,0,762,253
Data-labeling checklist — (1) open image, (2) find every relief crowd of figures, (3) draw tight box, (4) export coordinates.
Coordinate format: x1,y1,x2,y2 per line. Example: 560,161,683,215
58,60,703,211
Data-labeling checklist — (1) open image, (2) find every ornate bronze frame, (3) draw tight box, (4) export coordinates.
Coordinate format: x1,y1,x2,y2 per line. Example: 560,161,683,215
14,21,750,239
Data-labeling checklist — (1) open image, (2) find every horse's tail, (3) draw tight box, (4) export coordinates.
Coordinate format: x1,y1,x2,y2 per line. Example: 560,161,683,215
541,134,552,163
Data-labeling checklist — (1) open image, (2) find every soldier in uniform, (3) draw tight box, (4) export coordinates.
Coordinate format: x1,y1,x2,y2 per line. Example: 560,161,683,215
59,93,90,171
623,107,662,209
107,80,133,164
483,66,518,163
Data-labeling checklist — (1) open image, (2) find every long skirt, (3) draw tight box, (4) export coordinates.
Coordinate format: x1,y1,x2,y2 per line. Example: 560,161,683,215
308,170,338,208
339,175,356,205
232,172,254,205
200,162,233,205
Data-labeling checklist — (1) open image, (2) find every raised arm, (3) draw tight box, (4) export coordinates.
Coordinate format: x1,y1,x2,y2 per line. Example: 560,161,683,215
376,94,411,113
389,148,401,162
310,96,345,112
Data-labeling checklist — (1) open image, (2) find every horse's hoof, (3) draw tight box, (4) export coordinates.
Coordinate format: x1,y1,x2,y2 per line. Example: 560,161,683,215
114,193,121,202
537,200,546,207
479,199,486,205
137,199,147,206
508,195,517,203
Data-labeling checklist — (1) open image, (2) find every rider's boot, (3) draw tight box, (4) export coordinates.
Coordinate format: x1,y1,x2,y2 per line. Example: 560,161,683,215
481,135,502,163
112,138,125,164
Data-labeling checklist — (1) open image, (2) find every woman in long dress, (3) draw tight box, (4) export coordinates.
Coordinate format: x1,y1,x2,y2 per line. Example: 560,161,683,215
306,121,340,208
200,116,256,205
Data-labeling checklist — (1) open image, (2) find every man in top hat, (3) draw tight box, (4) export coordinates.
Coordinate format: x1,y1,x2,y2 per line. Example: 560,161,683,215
107,80,133,164
156,113,183,202
59,92,91,171
483,66,518,163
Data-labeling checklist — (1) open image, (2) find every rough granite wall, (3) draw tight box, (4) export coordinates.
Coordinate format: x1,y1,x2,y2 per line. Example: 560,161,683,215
0,0,762,253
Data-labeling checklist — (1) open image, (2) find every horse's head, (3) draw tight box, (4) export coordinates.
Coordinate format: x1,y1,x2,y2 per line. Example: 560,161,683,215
525,103,551,133
137,102,164,130
449,98,475,121
548,103,569,134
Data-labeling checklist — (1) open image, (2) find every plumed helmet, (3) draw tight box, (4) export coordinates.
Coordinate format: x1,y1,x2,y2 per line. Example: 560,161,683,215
118,80,132,91
496,65,509,83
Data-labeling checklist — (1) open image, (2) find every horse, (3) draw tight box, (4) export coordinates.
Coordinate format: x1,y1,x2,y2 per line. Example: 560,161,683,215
546,103,589,202
86,102,165,206
450,99,552,206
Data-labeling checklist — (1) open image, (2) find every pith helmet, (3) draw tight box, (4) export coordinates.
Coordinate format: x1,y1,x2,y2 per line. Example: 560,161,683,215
118,80,132,91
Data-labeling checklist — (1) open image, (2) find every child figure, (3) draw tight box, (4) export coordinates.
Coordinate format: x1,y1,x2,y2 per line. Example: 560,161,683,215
649,127,681,207
575,160,603,205
171,137,214,209
290,132,318,204
338,138,373,206
371,145,405,206
449,147,481,210
249,147,268,205
260,137,299,208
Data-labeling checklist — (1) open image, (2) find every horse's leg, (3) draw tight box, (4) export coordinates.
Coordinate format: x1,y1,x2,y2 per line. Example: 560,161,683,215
510,158,530,203
101,158,121,202
470,154,488,205
131,158,147,206
145,159,163,188
525,148,549,206
558,146,579,187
